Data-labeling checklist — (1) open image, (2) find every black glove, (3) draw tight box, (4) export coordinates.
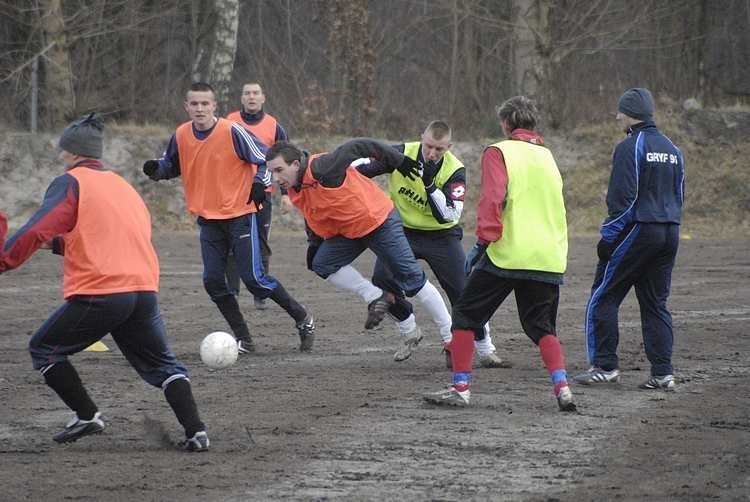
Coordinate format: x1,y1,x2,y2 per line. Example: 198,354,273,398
248,181,267,206
396,156,420,180
142,160,159,177
421,161,439,187
597,239,615,261
306,244,320,271
465,242,488,275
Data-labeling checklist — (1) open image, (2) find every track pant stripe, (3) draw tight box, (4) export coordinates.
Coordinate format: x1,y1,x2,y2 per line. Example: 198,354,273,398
584,224,640,364
249,213,277,291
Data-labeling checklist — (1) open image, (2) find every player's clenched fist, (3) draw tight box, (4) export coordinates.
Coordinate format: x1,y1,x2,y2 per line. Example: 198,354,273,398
248,181,266,206
142,160,159,178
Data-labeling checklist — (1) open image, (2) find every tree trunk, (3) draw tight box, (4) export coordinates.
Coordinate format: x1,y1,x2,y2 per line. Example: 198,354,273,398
510,0,535,95
39,0,74,127
326,0,374,134
206,0,239,114
510,0,556,123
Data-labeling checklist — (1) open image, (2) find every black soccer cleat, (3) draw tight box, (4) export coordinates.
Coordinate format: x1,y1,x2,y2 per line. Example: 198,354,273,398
181,430,210,452
237,338,256,354
53,412,105,443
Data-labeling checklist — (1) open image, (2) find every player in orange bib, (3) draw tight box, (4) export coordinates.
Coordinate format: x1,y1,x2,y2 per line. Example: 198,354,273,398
0,114,208,451
266,139,453,362
143,83,314,353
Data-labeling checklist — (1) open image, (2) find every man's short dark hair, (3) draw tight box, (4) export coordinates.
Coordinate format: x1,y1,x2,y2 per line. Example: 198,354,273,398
267,141,303,163
187,82,215,98
496,96,538,131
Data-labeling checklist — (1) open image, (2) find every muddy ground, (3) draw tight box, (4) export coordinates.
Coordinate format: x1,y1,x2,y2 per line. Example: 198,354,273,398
0,231,748,501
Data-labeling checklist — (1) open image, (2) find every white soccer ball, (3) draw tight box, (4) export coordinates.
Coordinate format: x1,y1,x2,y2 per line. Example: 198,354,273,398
200,331,238,369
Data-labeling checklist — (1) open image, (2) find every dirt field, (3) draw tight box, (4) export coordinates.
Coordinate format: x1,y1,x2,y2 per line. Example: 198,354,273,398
0,231,748,501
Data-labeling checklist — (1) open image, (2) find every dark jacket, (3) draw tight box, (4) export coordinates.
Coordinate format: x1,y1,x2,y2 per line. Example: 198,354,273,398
294,138,406,190
601,121,685,243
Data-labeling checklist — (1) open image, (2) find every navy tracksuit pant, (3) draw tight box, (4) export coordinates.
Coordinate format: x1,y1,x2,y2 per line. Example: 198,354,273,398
225,193,272,296
199,212,277,299
585,222,679,376
372,226,466,304
29,292,187,387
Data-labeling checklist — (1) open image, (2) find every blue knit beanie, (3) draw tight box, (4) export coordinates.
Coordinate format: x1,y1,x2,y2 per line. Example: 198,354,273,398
617,88,654,121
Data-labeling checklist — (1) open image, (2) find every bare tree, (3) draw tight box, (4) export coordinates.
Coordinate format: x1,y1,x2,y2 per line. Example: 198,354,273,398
325,0,375,135
205,0,239,113
509,0,541,96
1,0,747,134
39,0,74,126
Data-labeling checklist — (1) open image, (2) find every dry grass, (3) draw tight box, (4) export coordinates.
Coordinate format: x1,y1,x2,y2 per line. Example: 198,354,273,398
8,111,746,239
108,121,173,137
548,108,750,238
313,116,750,239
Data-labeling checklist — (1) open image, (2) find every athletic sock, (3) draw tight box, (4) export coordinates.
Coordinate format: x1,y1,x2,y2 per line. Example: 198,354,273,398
539,334,569,395
453,373,472,392
42,361,98,420
414,280,452,340
474,323,496,355
395,314,417,335
325,265,382,304
164,377,205,438
450,329,474,389
213,294,251,339
268,283,307,323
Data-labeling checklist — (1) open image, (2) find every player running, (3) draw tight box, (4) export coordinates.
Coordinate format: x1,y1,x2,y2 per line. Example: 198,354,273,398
0,114,209,450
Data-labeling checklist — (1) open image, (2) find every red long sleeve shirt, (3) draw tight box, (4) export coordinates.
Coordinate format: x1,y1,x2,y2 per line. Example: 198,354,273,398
475,128,545,244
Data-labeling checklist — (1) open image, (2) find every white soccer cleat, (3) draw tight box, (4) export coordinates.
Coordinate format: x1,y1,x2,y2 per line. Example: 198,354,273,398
393,326,423,361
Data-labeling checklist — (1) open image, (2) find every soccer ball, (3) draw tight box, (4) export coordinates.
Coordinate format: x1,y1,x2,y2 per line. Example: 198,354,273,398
199,331,238,369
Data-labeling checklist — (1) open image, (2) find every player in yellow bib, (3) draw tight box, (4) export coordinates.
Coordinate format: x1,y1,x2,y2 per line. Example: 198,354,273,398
423,97,576,412
356,121,504,367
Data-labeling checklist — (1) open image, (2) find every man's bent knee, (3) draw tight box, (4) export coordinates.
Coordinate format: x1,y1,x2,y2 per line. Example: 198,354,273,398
402,274,427,297
311,259,339,279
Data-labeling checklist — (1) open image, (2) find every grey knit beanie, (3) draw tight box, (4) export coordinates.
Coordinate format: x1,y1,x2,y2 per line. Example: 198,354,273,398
58,113,104,158
617,88,654,121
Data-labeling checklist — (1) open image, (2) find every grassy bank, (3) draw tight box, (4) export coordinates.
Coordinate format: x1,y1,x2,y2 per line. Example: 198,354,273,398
3,109,748,239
